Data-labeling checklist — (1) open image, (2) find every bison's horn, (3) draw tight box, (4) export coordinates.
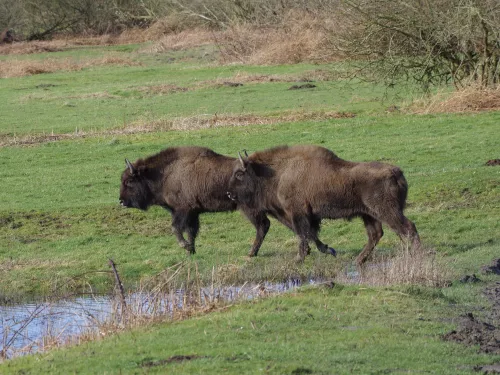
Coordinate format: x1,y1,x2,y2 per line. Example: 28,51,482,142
243,149,249,158
125,158,135,174
238,152,245,168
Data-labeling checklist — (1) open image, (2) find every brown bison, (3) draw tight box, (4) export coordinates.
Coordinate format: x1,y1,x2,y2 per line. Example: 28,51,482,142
0,29,14,44
119,146,270,255
227,145,420,264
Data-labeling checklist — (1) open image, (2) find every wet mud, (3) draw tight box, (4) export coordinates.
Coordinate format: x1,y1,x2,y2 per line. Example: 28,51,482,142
443,259,500,356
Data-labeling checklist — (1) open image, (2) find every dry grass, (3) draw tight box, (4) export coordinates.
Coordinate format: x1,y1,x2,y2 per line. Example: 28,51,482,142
143,11,343,65
0,110,354,147
411,86,500,114
0,10,344,66
0,30,156,56
142,28,217,53
214,11,341,64
336,244,451,288
167,111,354,131
0,41,67,55
0,56,141,78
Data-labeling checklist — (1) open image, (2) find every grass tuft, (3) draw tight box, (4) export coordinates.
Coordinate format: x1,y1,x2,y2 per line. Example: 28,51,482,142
336,243,453,288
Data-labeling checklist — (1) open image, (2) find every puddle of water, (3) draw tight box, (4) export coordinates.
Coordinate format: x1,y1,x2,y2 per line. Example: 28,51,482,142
0,279,308,359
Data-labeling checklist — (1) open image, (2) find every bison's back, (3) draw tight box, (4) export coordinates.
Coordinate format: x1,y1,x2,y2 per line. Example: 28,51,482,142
160,147,236,212
272,155,407,219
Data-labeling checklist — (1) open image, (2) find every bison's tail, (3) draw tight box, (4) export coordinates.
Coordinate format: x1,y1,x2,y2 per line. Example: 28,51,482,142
391,167,408,210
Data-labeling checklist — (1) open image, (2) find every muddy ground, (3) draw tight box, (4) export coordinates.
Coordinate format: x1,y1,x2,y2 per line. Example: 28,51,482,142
443,259,500,373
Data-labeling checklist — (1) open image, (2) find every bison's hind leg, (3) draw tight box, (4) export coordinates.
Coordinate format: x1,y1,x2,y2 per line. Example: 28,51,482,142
171,210,196,255
185,212,200,254
397,216,420,248
356,215,383,266
376,211,420,251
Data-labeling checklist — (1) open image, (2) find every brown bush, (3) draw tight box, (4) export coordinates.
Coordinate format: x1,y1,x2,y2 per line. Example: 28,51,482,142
215,10,340,64
143,28,216,53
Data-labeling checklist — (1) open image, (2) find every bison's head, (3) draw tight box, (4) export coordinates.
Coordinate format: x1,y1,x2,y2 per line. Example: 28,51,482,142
227,152,260,207
119,159,154,210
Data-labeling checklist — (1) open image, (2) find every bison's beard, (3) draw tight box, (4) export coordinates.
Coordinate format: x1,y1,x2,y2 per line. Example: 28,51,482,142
120,196,151,211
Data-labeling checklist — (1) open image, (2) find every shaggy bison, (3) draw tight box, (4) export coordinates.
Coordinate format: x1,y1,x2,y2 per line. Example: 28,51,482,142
0,29,13,44
119,146,269,255
227,145,420,264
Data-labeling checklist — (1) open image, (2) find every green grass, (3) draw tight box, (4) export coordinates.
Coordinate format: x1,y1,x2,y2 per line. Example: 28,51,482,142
2,286,499,374
1,42,499,373
1,47,404,136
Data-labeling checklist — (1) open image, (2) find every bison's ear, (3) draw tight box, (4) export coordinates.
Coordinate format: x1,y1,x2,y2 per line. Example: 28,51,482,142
125,158,136,175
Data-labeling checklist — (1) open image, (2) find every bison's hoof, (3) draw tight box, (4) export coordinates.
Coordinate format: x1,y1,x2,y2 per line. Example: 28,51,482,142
295,254,305,263
328,247,337,257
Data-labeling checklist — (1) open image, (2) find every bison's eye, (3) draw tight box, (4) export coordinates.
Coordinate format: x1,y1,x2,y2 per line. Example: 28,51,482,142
235,171,245,180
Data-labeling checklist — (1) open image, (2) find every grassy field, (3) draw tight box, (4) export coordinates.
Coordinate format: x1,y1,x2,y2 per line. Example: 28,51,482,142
0,42,499,373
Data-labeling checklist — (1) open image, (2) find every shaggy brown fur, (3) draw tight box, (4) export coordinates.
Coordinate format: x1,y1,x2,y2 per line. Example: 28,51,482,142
120,146,269,255
227,145,420,264
0,29,13,44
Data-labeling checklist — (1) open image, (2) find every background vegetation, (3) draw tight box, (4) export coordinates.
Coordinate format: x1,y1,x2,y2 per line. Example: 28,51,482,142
2,0,499,88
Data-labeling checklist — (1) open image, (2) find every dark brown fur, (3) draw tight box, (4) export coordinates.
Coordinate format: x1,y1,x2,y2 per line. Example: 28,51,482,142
120,146,270,255
227,145,420,264
0,29,13,44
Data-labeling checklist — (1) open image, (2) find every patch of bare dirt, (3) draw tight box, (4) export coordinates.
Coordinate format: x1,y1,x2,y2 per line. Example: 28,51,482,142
482,259,500,275
475,363,500,374
288,83,317,90
137,84,189,96
486,160,500,167
443,277,500,354
443,312,500,354
141,355,206,367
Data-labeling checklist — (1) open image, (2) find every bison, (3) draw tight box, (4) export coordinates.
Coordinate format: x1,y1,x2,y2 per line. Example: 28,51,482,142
0,29,14,44
227,145,420,264
119,146,270,255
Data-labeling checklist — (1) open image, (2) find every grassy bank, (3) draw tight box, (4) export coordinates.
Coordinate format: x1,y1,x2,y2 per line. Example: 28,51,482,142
2,285,499,374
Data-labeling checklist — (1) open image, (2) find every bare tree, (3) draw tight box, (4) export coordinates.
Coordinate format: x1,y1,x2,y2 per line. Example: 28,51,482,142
335,0,500,89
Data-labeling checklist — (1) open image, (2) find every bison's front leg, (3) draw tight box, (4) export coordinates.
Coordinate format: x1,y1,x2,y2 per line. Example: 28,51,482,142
243,211,271,257
295,237,310,262
313,239,337,256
